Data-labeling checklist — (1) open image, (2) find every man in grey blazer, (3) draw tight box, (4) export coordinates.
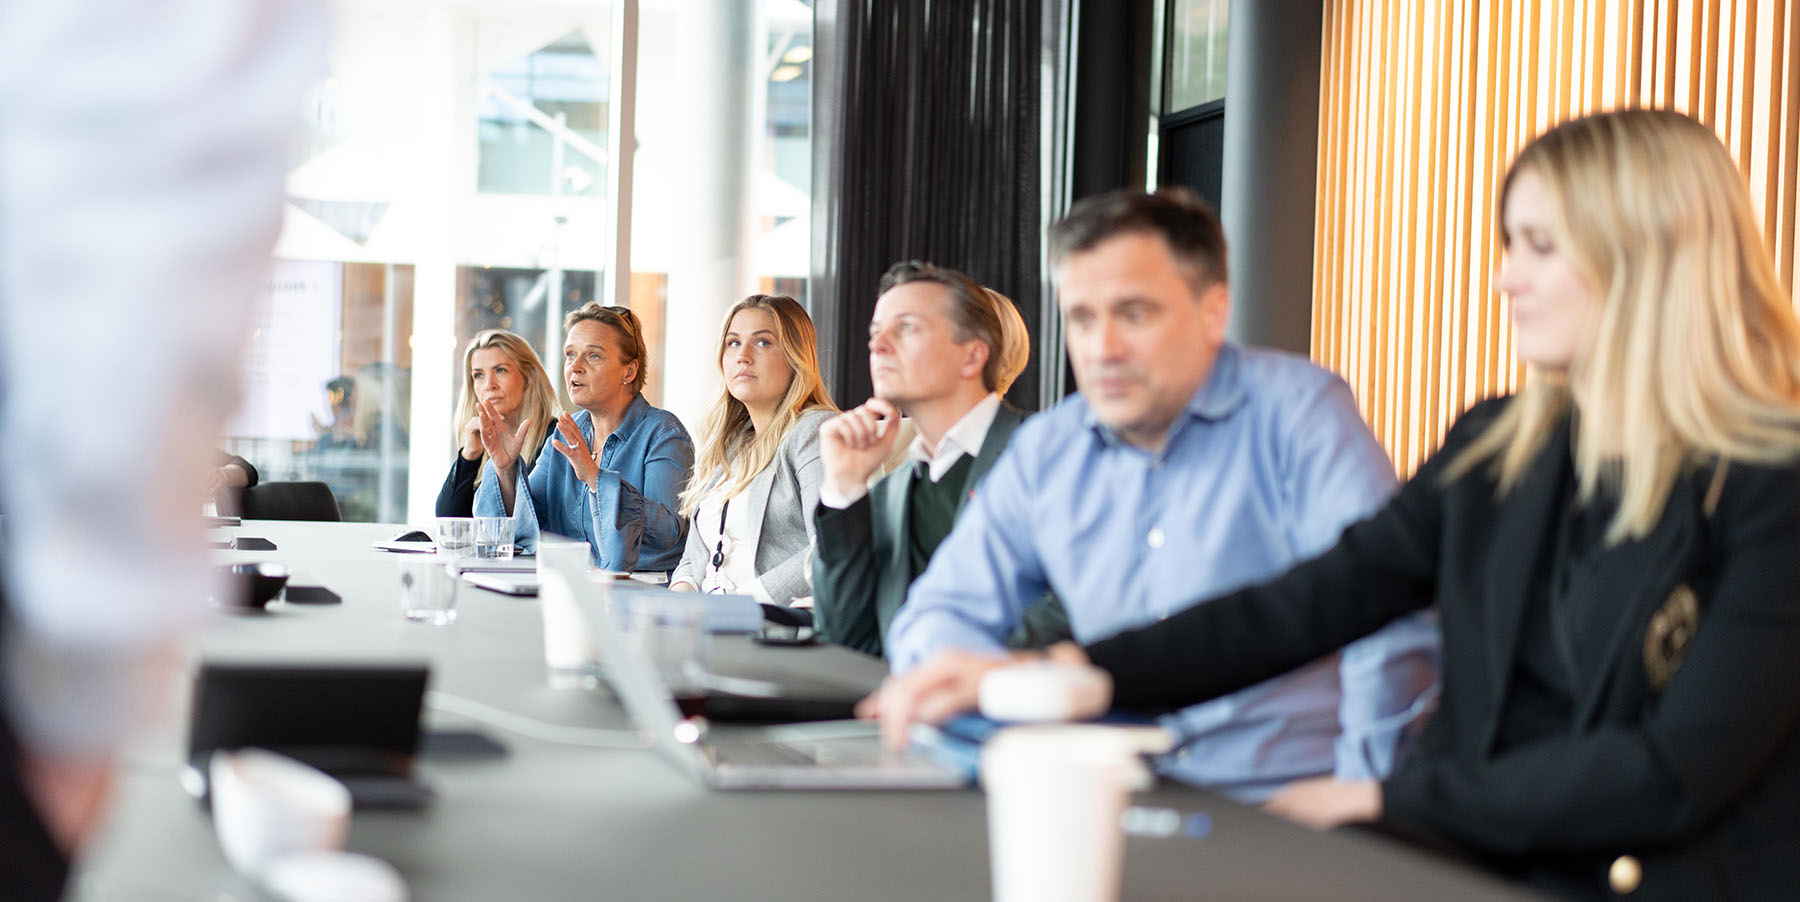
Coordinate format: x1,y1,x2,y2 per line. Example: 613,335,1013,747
813,261,1066,655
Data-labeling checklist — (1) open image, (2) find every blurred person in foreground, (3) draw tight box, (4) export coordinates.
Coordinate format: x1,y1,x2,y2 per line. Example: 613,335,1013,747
870,109,1800,900
0,0,322,898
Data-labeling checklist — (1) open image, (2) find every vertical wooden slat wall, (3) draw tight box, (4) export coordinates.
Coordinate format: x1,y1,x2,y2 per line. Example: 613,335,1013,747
1314,0,1800,476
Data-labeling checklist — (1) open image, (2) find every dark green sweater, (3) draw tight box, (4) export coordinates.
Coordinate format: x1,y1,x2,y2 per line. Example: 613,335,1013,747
906,456,977,579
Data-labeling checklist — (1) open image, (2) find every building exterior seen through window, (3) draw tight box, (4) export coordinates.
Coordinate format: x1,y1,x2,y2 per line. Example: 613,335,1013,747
1168,0,1228,111
223,0,813,524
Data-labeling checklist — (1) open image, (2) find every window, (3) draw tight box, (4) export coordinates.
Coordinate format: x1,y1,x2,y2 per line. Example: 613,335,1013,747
1167,0,1228,111
225,1,813,523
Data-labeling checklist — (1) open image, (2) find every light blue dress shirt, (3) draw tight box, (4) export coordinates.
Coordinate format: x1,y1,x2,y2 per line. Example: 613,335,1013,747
475,395,694,574
888,344,1441,801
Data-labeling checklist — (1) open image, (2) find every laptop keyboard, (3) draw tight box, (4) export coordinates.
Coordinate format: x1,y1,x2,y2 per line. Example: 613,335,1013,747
713,736,894,768
712,740,819,767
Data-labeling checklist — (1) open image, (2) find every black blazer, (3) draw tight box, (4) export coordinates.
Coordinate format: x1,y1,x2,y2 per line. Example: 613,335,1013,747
1088,397,1800,900
435,453,480,518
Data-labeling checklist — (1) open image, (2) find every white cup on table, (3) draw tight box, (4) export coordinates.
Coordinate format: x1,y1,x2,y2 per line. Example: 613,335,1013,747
980,725,1148,902
539,540,601,688
209,749,351,878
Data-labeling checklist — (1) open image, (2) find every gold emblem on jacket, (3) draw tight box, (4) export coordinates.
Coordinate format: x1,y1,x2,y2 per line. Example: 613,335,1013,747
1643,584,1699,689
1609,855,1643,894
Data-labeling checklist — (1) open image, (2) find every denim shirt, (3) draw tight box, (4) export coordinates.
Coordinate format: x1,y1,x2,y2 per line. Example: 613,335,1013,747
475,395,694,573
888,344,1442,801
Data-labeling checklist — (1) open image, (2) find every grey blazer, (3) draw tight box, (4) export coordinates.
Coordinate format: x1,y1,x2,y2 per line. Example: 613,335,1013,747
670,407,831,604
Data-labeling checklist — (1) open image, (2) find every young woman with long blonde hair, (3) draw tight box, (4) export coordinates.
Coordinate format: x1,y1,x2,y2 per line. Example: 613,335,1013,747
669,294,838,606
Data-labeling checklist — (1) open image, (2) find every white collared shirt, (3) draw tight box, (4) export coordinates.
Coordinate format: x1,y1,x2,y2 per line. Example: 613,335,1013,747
906,392,1002,483
685,485,770,602
820,393,1003,509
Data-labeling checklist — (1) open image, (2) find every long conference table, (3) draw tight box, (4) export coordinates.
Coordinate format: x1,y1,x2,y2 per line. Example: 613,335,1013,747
72,520,1542,901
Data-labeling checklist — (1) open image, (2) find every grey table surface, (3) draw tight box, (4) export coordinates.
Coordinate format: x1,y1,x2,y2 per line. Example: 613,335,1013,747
71,520,1542,902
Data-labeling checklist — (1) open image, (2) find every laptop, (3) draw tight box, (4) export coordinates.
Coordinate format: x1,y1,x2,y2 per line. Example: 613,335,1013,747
542,560,966,791
610,583,766,634
460,570,541,596
457,560,686,599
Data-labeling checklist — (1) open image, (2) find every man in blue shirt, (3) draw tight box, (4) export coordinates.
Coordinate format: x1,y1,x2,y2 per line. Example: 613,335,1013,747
874,189,1439,801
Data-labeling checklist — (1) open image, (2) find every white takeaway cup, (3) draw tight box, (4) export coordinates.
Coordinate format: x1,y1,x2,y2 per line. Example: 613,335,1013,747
539,539,601,688
980,725,1147,902
209,748,351,878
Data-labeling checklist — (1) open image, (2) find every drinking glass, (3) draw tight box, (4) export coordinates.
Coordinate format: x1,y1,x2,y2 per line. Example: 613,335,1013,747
627,596,710,718
473,516,515,560
398,558,458,626
434,517,475,559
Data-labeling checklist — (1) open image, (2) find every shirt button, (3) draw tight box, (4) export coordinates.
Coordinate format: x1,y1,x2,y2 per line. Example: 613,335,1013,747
1147,528,1165,549
1608,855,1641,894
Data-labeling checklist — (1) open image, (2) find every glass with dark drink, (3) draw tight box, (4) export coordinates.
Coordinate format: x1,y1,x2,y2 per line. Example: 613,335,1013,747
673,693,709,720
628,595,711,713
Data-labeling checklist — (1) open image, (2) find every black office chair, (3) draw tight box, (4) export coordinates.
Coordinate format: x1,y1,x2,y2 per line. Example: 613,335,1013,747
240,481,341,522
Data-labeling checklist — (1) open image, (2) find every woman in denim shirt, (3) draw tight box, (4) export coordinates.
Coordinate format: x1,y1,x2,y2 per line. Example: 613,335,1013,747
474,303,694,574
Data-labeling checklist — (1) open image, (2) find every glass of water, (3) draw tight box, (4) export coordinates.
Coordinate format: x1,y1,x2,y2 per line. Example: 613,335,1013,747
473,516,515,560
434,517,475,559
398,558,458,626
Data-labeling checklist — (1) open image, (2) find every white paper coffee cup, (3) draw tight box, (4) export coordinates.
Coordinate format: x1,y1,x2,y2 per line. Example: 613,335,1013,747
209,749,351,878
981,725,1145,902
539,540,601,688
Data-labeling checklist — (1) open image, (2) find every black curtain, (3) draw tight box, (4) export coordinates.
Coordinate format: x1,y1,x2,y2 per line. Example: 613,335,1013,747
812,0,1043,411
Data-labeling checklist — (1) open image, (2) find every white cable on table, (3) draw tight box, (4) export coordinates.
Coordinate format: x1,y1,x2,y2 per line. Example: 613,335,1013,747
424,691,649,749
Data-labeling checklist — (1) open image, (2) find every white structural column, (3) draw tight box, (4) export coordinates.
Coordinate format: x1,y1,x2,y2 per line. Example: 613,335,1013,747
660,0,758,430
603,0,639,310
406,9,477,524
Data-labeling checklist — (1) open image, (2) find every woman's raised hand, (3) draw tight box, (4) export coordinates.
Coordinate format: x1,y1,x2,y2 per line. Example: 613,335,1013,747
477,398,529,473
550,411,599,488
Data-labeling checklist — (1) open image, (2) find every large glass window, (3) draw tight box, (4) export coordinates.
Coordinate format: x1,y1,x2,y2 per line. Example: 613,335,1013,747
1168,0,1228,111
226,261,414,522
478,32,609,197
630,0,812,425
224,0,812,523
761,11,814,303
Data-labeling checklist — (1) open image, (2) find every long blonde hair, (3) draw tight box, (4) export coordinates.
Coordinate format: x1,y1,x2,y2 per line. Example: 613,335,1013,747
452,330,559,486
1449,109,1800,542
982,286,1031,394
679,295,838,517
